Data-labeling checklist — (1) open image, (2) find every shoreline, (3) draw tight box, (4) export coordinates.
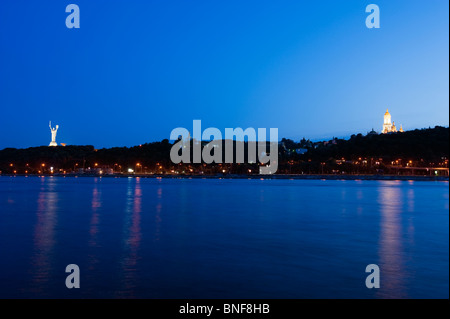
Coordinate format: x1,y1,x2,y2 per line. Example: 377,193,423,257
1,173,448,182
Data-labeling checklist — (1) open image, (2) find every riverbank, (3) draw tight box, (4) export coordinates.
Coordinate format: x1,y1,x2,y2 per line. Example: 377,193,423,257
1,173,448,181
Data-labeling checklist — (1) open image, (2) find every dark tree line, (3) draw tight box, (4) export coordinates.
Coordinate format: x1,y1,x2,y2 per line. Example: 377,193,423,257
0,126,448,175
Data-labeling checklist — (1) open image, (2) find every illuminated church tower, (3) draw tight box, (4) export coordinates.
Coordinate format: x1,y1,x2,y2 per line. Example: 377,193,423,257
382,109,400,134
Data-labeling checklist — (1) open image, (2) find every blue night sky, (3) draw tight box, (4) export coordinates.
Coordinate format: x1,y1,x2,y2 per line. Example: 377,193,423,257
0,0,448,149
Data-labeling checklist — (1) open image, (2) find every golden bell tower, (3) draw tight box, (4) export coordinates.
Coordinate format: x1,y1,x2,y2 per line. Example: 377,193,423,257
381,109,403,133
382,109,392,133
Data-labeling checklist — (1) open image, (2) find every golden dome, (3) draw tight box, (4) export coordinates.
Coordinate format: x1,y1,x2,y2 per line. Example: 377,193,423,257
384,108,390,116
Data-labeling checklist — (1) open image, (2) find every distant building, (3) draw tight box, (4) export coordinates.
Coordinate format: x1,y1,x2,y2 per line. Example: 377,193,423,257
382,109,404,134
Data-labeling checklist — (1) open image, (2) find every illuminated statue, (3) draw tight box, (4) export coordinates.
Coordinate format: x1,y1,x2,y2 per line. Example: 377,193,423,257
49,121,59,146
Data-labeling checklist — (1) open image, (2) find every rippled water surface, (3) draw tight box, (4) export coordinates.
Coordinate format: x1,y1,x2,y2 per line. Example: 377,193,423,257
0,176,448,298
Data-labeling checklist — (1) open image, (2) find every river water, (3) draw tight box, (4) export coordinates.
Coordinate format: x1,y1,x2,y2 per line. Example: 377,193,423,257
0,176,448,298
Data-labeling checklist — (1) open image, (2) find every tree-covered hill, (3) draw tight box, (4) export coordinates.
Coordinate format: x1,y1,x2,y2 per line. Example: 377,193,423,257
0,126,448,175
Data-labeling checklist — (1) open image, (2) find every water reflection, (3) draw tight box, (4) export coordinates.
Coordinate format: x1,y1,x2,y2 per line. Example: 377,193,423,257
88,179,102,271
356,190,363,200
118,178,142,297
89,179,102,246
377,182,407,298
407,188,414,213
405,188,416,246
154,186,163,242
31,177,58,292
2,177,445,299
